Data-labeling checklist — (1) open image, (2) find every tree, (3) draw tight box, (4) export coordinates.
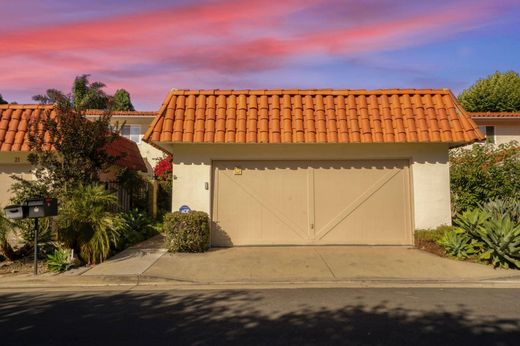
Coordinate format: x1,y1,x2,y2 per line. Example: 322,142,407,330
32,74,120,110
112,89,135,111
32,88,66,105
26,94,121,192
0,94,8,104
72,74,109,109
458,71,520,112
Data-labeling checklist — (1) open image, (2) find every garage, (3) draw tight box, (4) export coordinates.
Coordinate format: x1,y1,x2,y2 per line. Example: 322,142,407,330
143,88,484,247
212,159,412,246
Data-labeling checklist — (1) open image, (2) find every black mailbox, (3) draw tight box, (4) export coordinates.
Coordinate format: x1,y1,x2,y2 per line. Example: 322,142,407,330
4,204,28,220
26,198,58,218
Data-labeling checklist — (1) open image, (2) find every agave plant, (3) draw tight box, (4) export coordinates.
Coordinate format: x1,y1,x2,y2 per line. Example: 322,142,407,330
481,198,520,224
57,184,121,264
46,247,71,273
437,230,479,259
455,208,490,238
478,215,520,269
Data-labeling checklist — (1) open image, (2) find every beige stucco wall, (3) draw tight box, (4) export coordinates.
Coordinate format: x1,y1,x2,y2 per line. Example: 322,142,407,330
495,124,520,145
472,119,520,146
163,143,452,230
0,160,33,207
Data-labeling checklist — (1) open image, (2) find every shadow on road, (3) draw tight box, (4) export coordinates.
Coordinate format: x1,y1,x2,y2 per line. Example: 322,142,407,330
0,290,518,345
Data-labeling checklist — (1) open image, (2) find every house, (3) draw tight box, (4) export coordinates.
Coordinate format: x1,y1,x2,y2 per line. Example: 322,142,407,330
468,112,520,145
0,104,146,207
144,89,483,247
85,110,165,176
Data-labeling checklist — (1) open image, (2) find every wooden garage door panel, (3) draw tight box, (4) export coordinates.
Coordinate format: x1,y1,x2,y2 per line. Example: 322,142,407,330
316,166,412,245
313,160,404,232
213,161,310,246
212,159,412,246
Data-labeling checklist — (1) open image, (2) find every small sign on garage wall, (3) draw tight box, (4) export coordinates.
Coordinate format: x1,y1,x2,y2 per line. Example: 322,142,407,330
179,205,191,213
233,167,242,175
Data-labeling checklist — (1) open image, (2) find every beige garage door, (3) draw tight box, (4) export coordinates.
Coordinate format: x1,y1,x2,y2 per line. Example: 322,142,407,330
212,160,413,246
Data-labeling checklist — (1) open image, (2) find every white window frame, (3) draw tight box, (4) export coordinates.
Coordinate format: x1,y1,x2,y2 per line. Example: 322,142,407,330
121,124,142,144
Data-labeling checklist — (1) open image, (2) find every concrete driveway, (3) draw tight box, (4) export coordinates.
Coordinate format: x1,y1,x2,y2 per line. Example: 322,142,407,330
142,246,518,284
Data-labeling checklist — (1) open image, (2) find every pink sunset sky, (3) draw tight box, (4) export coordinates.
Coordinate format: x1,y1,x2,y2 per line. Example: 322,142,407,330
1,0,519,110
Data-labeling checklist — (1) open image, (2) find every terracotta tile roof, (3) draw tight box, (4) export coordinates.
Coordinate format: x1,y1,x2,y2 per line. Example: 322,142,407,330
85,110,157,117
469,112,520,119
144,89,484,146
0,104,146,171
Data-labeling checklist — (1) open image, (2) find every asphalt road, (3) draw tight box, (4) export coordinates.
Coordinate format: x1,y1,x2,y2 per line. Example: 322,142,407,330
1,288,519,345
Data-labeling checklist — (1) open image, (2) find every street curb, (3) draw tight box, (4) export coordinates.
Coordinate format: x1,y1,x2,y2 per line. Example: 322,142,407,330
2,274,520,291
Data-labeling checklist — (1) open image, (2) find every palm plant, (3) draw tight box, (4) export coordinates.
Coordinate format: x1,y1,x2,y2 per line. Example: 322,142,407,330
57,184,121,264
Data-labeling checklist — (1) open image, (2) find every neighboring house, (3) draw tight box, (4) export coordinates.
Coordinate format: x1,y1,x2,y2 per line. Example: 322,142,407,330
0,104,146,207
468,112,520,145
144,89,483,247
85,110,165,176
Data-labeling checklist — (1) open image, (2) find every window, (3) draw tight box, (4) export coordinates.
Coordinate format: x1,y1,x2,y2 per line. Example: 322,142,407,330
121,124,142,144
479,126,495,144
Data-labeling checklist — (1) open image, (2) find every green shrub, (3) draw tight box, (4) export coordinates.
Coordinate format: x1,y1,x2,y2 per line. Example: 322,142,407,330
115,209,157,251
57,184,121,264
8,179,54,245
449,142,520,215
46,248,71,272
164,211,210,253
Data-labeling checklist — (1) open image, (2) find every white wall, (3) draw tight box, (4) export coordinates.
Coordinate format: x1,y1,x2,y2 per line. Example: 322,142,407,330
0,163,33,207
165,143,452,230
495,124,520,145
472,119,520,146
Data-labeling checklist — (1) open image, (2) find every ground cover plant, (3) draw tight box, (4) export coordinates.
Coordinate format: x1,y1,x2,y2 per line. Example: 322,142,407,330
414,225,453,257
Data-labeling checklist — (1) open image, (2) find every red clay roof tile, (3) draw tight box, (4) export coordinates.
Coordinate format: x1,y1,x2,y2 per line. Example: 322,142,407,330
143,89,484,146
0,104,146,171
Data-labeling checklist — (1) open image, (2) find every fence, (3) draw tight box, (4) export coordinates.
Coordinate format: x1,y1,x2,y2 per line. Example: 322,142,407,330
104,180,160,218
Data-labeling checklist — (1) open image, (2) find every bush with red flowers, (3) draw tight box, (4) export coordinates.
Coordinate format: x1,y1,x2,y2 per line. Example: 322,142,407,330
153,155,173,214
154,155,172,180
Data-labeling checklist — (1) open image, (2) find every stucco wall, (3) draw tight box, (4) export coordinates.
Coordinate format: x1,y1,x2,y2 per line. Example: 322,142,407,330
0,163,33,207
495,124,520,145
165,143,452,230
138,141,167,174
472,119,520,146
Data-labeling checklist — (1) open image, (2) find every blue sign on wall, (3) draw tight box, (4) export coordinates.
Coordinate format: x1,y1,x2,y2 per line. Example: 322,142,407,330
179,205,191,213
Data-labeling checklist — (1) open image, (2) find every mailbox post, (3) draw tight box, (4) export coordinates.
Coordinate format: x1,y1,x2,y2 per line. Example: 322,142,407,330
3,197,58,275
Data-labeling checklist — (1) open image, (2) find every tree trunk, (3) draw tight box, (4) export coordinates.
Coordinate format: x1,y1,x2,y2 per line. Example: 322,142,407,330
0,239,16,261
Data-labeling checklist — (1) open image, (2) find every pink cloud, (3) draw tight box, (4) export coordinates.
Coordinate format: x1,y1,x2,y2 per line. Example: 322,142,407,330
0,0,516,108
